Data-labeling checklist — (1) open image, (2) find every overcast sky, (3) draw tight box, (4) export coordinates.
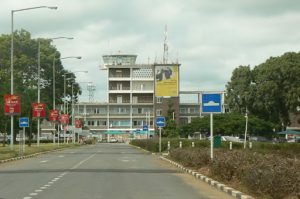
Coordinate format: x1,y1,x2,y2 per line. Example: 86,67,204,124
1,0,300,102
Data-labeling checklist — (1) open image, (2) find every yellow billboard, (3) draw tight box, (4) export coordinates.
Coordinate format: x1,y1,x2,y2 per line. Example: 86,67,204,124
155,65,179,97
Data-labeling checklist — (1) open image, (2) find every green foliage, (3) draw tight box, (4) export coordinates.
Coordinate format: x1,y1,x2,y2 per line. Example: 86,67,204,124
180,113,275,137
163,100,179,138
0,29,82,143
169,147,300,198
226,52,300,128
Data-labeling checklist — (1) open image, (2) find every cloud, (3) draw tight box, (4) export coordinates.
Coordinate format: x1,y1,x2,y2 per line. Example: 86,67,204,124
1,0,300,102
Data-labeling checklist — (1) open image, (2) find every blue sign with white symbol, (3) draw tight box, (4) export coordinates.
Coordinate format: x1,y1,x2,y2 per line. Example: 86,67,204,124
202,93,222,113
156,117,166,127
19,117,29,127
143,125,148,131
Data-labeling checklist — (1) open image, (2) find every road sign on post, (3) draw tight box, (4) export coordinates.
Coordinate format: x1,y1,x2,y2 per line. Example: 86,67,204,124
156,117,166,127
19,117,29,127
19,117,29,156
143,125,148,131
156,117,166,153
202,93,222,160
202,93,222,113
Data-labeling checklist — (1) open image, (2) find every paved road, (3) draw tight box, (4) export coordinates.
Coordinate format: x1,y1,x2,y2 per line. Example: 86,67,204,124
0,144,232,199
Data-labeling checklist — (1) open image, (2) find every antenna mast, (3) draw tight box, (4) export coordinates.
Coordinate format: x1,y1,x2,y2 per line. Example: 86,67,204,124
163,25,168,64
87,83,96,102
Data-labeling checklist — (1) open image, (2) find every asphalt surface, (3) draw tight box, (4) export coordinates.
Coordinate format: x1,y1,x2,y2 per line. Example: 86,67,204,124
0,143,233,199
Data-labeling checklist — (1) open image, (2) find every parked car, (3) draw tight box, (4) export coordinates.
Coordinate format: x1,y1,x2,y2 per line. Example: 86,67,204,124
109,138,118,143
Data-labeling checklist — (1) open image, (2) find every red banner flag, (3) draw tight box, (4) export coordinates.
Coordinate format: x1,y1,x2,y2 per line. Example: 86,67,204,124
60,114,69,125
75,119,82,128
32,103,46,118
4,94,21,115
49,109,59,122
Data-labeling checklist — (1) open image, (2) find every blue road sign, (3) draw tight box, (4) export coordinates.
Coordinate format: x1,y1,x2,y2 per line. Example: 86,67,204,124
19,117,29,127
202,93,222,113
156,117,166,127
143,125,148,131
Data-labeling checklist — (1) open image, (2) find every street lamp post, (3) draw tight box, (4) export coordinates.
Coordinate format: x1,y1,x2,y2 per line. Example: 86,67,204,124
51,38,74,110
50,37,73,145
63,70,87,143
244,110,248,149
72,81,91,144
10,6,57,149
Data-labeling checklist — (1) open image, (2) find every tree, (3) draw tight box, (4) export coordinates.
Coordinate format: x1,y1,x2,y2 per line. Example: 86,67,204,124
180,113,275,137
0,29,82,144
163,100,179,138
226,52,300,128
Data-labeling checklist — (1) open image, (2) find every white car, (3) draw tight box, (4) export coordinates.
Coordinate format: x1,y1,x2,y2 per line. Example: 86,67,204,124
109,138,118,143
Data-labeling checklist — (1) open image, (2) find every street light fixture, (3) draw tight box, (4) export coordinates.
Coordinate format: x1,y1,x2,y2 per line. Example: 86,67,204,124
63,70,87,113
71,81,92,144
49,37,74,146
53,55,80,110
63,70,88,143
244,109,248,149
10,6,57,149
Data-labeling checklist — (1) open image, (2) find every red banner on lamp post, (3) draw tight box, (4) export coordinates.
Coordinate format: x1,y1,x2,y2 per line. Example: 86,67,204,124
32,103,46,118
75,119,82,128
4,94,21,115
60,114,69,125
49,109,59,122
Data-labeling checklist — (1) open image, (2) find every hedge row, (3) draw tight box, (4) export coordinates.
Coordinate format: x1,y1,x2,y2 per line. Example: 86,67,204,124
170,148,300,199
130,139,300,198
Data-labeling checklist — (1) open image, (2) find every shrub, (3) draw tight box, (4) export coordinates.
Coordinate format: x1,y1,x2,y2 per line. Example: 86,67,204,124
170,148,210,168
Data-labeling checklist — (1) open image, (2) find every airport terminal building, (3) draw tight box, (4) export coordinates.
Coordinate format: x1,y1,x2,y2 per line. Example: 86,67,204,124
72,54,226,137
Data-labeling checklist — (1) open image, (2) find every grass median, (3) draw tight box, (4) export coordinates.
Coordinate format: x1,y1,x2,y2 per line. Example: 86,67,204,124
0,143,80,161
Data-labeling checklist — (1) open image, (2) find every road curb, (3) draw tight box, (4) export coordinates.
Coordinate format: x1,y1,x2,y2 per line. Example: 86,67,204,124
159,156,254,199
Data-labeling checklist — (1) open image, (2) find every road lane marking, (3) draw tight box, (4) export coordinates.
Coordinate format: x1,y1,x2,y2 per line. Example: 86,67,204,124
40,160,49,163
71,153,96,169
23,197,32,199
121,159,130,162
58,155,64,158
35,189,42,192
29,193,38,196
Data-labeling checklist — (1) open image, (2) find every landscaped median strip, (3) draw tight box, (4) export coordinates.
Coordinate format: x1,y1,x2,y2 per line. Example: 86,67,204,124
0,147,73,164
159,156,254,199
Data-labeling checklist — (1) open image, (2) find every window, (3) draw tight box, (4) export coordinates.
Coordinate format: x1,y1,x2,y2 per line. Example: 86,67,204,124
180,108,186,113
94,108,100,114
87,121,94,126
189,108,197,114
133,120,142,126
98,121,107,126
156,109,162,116
156,97,162,103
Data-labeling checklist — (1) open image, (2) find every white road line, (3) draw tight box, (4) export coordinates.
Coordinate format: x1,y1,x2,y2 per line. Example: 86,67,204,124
71,153,97,169
45,184,51,187
35,189,42,192
40,160,49,163
23,197,32,199
40,186,47,189
121,159,130,162
58,155,64,158
29,193,38,196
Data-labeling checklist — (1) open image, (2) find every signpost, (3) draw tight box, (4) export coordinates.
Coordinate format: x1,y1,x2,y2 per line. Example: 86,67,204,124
4,94,21,149
156,117,166,153
19,117,29,156
202,93,222,160
60,114,69,143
